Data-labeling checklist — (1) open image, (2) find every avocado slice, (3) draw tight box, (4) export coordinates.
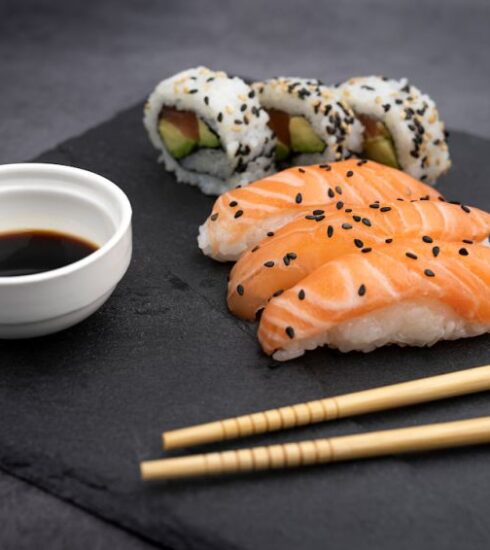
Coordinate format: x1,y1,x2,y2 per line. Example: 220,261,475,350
158,118,197,159
198,119,220,149
364,136,399,168
359,115,399,169
275,141,291,161
289,116,325,154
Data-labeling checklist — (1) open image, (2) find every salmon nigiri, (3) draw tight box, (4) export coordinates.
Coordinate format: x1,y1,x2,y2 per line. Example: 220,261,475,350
229,201,490,320
258,240,490,361
198,159,443,261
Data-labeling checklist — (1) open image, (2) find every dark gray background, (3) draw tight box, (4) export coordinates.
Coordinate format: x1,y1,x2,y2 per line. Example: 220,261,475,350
0,0,488,548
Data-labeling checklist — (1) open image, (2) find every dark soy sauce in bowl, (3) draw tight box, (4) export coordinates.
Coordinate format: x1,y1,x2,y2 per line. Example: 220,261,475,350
0,230,99,277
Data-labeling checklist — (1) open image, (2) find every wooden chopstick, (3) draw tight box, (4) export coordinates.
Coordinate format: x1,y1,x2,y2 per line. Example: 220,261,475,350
162,365,490,450
142,416,490,481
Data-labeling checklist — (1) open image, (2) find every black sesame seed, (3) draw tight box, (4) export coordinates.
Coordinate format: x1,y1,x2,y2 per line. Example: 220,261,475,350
354,239,364,249
319,164,332,171
237,284,244,296
406,252,418,260
327,225,334,238
459,247,469,256
273,289,284,297
358,284,366,296
210,213,219,221
461,205,471,213
336,201,344,210
362,218,371,227
229,200,238,207
264,261,275,268
283,255,290,266
234,210,244,219
240,104,247,112
335,186,343,195
204,96,209,105
361,247,372,253
422,235,433,243
298,289,305,300
285,326,295,339
217,112,223,122
424,269,435,277
369,203,380,209
251,246,259,253
295,193,303,204
380,207,391,212
342,223,353,230
357,159,368,166
345,208,352,213
288,252,297,260
328,188,335,198
188,89,198,94
395,99,403,105
432,246,440,257
298,168,306,173
462,239,473,244
313,209,324,215
382,103,391,112
353,215,361,222
234,119,243,125
267,231,274,237
248,90,255,98
315,215,325,222
346,170,354,177
385,238,393,244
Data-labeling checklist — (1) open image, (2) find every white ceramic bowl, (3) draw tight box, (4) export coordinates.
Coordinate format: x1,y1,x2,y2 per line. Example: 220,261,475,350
0,163,132,338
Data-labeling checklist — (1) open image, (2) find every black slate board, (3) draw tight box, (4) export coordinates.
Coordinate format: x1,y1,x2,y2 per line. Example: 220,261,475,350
1,104,490,550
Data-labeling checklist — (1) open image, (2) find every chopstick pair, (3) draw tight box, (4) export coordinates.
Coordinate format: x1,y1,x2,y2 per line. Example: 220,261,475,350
140,365,490,481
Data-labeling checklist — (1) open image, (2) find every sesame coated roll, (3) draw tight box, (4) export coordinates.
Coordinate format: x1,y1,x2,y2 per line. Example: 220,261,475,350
143,67,276,195
252,77,363,167
338,76,451,184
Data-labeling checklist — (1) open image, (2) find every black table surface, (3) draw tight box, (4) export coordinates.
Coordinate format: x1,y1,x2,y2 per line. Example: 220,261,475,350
1,1,489,548
0,102,489,550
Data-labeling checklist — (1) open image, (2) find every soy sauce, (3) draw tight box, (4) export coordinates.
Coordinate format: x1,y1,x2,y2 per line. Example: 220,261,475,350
0,230,98,277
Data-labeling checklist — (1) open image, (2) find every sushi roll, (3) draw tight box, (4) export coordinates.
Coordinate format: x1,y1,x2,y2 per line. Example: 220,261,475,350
228,201,490,320
258,239,490,360
143,67,276,195
337,76,451,184
198,159,443,262
252,77,363,166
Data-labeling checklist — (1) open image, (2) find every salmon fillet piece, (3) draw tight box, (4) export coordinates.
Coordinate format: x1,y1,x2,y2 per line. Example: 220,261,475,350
198,159,443,261
229,201,490,320
258,239,490,360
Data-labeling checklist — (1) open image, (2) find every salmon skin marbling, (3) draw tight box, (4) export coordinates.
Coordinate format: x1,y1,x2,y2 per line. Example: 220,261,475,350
258,239,490,361
198,159,443,262
228,201,490,320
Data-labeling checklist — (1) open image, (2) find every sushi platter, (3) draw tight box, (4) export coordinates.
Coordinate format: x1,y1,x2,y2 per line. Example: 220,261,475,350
1,66,490,549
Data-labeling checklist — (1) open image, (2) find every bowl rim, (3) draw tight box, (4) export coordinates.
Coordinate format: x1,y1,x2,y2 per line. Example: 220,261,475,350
0,163,132,286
